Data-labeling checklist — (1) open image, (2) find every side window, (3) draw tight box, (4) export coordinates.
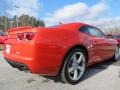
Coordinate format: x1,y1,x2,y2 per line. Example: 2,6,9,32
80,26,90,35
87,27,105,37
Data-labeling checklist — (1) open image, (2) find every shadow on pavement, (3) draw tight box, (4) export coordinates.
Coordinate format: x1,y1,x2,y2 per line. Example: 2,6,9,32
82,60,116,81
0,49,3,51
41,59,120,84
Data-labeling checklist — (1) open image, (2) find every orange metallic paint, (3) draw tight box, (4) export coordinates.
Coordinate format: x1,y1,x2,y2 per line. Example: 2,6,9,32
3,23,118,76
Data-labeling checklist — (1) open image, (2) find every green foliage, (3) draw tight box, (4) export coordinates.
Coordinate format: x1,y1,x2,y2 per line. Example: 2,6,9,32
0,14,45,31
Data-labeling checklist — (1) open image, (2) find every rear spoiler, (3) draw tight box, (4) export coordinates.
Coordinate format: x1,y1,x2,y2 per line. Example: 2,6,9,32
8,26,33,32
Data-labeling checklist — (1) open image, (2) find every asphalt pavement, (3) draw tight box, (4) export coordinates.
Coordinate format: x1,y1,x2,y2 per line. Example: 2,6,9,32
0,51,120,90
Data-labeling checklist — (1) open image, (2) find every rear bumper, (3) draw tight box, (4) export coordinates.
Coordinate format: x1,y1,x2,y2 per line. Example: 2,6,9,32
3,49,62,76
4,53,39,74
3,40,66,76
5,58,29,71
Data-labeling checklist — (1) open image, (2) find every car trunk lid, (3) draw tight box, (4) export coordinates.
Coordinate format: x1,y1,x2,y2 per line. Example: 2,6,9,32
8,26,33,40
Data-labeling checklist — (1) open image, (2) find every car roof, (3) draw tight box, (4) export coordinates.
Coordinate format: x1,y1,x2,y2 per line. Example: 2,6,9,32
49,22,91,30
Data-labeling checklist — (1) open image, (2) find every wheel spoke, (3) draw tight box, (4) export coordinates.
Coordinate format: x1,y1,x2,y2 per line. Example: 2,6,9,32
73,69,78,80
72,54,77,62
68,67,74,73
77,54,84,64
77,66,84,72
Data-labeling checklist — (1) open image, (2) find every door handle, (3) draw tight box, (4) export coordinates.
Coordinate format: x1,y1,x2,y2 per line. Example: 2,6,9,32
91,40,98,43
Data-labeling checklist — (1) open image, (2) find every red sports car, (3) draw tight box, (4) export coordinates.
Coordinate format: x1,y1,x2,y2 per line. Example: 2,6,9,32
3,23,119,84
113,34,120,45
0,32,7,44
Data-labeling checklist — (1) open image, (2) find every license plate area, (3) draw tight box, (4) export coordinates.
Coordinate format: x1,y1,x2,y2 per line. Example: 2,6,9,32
6,45,10,54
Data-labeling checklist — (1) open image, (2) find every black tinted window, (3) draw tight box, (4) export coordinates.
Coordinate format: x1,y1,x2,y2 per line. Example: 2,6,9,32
80,26,90,35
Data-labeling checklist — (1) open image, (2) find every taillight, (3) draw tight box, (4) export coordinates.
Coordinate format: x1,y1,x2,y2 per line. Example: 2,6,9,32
26,32,35,40
17,32,35,41
17,33,25,40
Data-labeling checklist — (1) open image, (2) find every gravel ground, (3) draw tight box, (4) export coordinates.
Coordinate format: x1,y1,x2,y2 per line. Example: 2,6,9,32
0,51,120,90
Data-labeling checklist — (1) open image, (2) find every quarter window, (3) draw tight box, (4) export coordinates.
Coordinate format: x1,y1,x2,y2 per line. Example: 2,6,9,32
80,26,105,37
87,27,105,37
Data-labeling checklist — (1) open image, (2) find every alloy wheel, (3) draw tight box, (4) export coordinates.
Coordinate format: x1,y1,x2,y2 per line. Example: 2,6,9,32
68,52,85,81
115,47,119,60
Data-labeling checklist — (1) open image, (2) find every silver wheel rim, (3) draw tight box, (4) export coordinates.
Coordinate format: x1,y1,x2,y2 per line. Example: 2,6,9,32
68,52,85,81
115,47,119,60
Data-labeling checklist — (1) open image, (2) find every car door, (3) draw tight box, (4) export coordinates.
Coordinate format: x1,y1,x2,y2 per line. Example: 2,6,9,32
80,26,107,62
104,38,117,58
87,26,108,61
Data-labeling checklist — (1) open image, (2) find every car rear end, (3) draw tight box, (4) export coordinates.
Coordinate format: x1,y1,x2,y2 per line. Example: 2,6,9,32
0,32,7,44
3,26,70,76
3,26,39,73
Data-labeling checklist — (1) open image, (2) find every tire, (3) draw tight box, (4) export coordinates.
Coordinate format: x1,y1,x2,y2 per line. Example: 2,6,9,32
61,48,86,85
112,46,119,61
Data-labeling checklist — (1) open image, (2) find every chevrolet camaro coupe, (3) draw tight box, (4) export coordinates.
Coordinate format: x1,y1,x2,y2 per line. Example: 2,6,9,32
3,23,119,84
0,31,7,44
113,34,120,45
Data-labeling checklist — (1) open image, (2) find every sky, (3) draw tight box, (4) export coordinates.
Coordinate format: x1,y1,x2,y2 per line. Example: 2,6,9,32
0,0,120,27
